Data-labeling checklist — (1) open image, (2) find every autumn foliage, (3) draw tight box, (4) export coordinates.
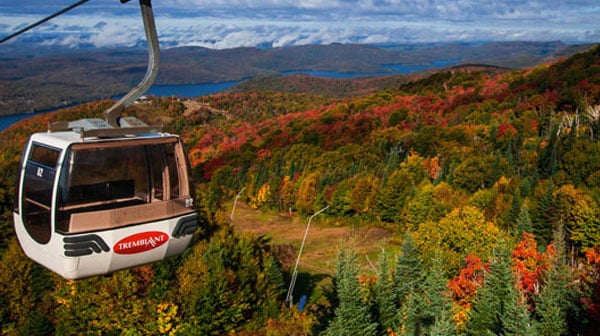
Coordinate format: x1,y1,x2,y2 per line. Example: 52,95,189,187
2,45,600,334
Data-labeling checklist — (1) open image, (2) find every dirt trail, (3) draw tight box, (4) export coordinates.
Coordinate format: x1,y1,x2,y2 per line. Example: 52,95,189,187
231,202,394,275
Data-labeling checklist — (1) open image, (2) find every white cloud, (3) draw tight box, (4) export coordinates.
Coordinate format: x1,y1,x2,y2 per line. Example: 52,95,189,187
1,1,599,49
88,24,142,48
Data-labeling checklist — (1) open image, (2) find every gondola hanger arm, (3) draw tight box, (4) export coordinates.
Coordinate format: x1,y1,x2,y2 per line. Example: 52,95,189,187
103,0,160,128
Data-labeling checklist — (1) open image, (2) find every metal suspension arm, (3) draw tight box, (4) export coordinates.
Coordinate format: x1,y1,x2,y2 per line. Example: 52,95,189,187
104,0,160,127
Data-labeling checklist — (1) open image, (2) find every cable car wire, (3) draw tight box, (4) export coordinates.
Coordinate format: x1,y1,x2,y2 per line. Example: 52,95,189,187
0,0,92,44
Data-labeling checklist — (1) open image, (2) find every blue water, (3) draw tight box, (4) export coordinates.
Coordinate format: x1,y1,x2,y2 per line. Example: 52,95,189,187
282,59,460,78
0,59,459,131
0,113,35,131
146,80,241,97
0,81,242,131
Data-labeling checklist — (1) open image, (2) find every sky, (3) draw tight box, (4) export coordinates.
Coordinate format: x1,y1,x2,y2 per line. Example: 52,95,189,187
1,0,599,49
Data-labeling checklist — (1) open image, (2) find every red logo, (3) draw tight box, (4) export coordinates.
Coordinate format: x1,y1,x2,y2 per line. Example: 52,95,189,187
114,231,169,255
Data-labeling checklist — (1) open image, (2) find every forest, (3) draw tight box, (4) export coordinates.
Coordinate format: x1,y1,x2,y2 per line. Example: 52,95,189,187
1,44,600,335
0,41,592,116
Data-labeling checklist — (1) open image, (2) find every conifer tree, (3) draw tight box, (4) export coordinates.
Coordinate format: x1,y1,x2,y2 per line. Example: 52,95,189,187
421,253,454,335
501,277,537,336
533,180,554,243
505,192,522,231
397,252,453,336
324,248,378,336
516,205,533,235
373,250,397,333
535,225,570,336
467,246,514,335
394,231,423,308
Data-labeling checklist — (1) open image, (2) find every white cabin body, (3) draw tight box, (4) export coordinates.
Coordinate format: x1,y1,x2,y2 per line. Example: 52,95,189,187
13,123,198,279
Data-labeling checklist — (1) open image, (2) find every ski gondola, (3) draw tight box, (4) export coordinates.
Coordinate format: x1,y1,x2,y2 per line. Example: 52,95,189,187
10,0,199,279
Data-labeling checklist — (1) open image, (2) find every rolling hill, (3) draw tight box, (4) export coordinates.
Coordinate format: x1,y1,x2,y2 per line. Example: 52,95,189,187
1,43,600,335
0,41,594,115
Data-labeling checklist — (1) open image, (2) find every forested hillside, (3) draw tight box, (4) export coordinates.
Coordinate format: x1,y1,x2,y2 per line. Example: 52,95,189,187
1,45,600,334
1,41,593,115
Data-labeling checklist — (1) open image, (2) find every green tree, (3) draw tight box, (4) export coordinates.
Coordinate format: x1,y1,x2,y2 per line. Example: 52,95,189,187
467,246,515,335
176,230,285,335
324,248,378,336
467,244,537,336
394,231,423,310
501,278,537,336
534,226,570,336
532,179,554,244
517,205,533,235
397,252,453,336
373,251,397,333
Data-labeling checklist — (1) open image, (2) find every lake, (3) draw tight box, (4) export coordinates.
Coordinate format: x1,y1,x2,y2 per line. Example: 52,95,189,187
0,81,241,131
0,59,459,131
281,59,459,78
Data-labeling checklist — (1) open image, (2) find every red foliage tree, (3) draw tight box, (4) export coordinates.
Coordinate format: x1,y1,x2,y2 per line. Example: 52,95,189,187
581,246,600,329
511,232,555,308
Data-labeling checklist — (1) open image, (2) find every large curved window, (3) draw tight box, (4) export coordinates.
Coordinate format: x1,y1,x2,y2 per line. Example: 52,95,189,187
56,137,192,234
22,143,60,244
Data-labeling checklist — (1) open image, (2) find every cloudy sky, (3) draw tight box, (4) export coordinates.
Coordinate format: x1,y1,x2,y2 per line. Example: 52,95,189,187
1,0,599,49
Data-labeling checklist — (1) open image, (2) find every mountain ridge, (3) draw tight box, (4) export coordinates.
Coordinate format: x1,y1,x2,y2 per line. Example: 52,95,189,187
1,44,600,334
0,41,595,116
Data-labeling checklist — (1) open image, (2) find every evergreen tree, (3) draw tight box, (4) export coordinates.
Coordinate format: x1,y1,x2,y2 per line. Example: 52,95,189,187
505,192,522,231
394,231,423,309
176,230,287,335
373,250,397,333
397,252,453,336
502,278,537,336
421,253,454,335
535,225,570,336
324,248,378,336
467,246,514,335
517,205,533,235
429,309,456,336
533,180,554,243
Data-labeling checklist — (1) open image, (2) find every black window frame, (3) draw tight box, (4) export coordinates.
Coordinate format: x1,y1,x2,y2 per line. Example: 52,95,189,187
21,142,61,244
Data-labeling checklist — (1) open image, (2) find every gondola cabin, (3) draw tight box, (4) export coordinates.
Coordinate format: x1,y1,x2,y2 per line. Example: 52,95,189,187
13,118,198,279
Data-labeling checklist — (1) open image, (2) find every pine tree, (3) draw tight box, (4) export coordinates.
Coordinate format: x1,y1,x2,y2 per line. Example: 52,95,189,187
421,253,454,335
505,193,522,231
394,231,423,309
516,205,533,235
535,225,569,336
502,278,537,336
467,246,514,335
373,251,397,333
533,180,554,243
397,252,453,336
324,248,378,336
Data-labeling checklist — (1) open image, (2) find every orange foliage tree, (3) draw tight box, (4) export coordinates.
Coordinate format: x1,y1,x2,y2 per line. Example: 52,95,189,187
447,254,488,330
511,232,555,308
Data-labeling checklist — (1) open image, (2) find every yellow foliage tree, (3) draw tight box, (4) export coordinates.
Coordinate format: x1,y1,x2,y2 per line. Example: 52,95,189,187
414,206,503,275
280,175,296,213
296,172,320,214
249,183,271,209
350,175,381,214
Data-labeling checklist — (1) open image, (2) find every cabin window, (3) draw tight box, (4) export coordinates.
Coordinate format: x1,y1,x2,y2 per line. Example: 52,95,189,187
22,143,60,244
166,143,181,199
55,138,191,234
